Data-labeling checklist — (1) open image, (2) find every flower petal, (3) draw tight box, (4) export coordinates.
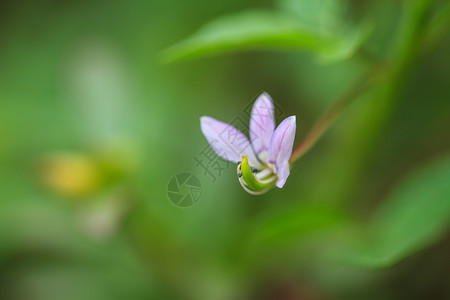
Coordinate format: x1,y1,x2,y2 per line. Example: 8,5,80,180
275,161,290,188
267,115,296,183
250,92,276,156
200,116,261,167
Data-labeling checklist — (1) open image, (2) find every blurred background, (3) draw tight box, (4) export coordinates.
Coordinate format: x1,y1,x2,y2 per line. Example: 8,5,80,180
0,0,449,299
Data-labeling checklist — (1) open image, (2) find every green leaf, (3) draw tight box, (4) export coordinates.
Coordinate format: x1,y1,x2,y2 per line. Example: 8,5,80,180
161,9,368,63
247,203,347,247
319,21,372,63
334,154,450,268
277,0,347,35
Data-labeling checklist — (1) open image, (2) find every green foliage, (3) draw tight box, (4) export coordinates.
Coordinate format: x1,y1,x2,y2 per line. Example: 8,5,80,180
162,7,370,63
277,0,347,34
334,155,450,268
248,203,347,246
1,0,450,298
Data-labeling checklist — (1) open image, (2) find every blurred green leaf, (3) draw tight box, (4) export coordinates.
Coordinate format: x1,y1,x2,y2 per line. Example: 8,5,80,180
277,0,347,34
162,9,370,63
248,204,347,247
335,154,450,268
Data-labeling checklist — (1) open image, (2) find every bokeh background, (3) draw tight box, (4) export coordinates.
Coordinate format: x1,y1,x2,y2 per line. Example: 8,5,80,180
0,0,449,299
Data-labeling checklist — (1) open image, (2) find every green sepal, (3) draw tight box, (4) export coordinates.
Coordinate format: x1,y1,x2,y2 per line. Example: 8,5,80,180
240,155,274,191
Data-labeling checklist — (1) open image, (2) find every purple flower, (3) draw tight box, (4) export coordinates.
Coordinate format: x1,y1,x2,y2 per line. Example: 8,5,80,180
200,92,296,193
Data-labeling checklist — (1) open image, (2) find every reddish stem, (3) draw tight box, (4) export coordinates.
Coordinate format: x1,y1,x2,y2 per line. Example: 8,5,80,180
289,64,388,164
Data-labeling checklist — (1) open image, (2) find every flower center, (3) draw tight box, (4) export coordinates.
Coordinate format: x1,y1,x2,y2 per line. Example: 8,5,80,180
237,155,276,195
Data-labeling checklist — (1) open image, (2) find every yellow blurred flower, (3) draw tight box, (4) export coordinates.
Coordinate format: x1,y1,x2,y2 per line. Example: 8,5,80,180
40,153,100,198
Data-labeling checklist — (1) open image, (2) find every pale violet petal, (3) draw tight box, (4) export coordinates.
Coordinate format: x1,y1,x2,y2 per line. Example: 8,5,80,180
200,116,262,167
267,115,296,182
267,115,296,165
250,92,275,156
275,161,290,188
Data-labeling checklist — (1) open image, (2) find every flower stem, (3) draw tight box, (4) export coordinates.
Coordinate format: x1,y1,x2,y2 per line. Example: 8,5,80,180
289,63,389,164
